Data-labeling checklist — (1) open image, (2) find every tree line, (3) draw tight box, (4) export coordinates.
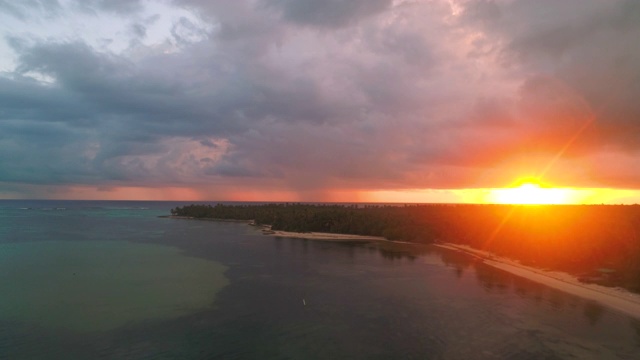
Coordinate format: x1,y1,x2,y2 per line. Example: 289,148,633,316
171,203,640,291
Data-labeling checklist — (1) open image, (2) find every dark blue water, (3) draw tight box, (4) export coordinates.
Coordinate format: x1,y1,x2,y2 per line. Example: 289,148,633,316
1,200,639,359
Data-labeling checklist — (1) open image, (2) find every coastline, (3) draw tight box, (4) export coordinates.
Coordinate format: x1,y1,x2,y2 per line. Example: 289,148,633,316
255,224,415,244
436,243,640,320
262,226,640,319
167,216,640,319
163,215,252,223
264,229,388,242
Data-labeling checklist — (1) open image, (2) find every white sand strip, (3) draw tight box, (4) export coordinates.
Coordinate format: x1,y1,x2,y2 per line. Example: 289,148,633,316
187,215,640,319
436,243,640,319
267,229,387,242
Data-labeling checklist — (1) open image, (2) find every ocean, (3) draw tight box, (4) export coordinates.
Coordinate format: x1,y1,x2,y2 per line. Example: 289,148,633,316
0,200,639,359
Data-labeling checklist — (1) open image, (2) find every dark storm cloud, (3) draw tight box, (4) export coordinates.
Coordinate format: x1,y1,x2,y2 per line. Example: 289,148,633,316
130,23,147,38
0,119,95,184
0,40,221,184
3,0,640,197
0,75,87,122
263,0,392,27
0,33,367,185
11,40,239,134
444,0,640,185
464,0,640,152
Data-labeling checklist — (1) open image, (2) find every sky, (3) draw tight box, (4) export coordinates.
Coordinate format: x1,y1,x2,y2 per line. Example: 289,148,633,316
1,0,640,203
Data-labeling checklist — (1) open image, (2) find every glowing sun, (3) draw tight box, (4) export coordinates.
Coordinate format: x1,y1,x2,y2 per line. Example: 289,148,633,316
489,182,571,205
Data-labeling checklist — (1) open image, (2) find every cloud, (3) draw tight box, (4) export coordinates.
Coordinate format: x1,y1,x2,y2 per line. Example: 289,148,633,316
466,0,640,151
71,0,144,14
0,0,61,20
130,23,147,38
262,0,392,27
2,0,640,200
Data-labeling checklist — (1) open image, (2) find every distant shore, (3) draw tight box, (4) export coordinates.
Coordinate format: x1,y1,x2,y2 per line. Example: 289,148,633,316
167,215,640,319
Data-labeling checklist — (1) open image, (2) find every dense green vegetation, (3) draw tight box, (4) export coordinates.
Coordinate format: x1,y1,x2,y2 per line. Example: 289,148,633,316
171,203,640,291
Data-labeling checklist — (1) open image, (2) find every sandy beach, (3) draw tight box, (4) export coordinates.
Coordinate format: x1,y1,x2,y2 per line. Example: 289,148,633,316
258,225,640,319
435,243,640,320
262,228,388,242
166,215,252,223
173,216,640,320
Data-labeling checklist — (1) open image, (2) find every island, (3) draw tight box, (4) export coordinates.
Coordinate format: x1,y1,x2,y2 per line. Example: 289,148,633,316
169,203,640,318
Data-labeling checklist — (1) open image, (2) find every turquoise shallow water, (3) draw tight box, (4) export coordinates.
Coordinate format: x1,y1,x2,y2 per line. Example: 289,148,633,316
0,240,228,331
1,200,640,359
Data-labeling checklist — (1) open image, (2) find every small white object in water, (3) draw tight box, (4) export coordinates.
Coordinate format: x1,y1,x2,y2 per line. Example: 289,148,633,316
303,299,306,306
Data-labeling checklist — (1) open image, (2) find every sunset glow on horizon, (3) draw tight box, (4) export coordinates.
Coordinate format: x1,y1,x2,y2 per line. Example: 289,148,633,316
363,180,640,205
3,177,640,205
